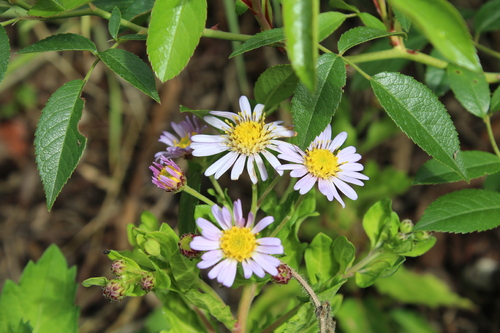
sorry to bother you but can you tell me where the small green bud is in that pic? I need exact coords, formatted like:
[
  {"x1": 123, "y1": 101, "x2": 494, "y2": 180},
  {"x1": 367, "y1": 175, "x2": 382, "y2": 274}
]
[
  {"x1": 399, "y1": 219, "x2": 414, "y2": 233},
  {"x1": 414, "y1": 231, "x2": 432, "y2": 241}
]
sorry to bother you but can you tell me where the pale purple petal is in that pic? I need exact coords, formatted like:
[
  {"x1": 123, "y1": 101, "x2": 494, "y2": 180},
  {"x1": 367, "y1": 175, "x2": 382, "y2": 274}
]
[
  {"x1": 318, "y1": 178, "x2": 335, "y2": 201},
  {"x1": 197, "y1": 250, "x2": 223, "y2": 268},
  {"x1": 207, "y1": 259, "x2": 226, "y2": 280},
  {"x1": 252, "y1": 216, "x2": 274, "y2": 234},
  {"x1": 332, "y1": 177, "x2": 358, "y2": 200},
  {"x1": 242, "y1": 260, "x2": 253, "y2": 279},
  {"x1": 245, "y1": 211, "x2": 255, "y2": 229},
  {"x1": 196, "y1": 218, "x2": 222, "y2": 240},
  {"x1": 257, "y1": 237, "x2": 282, "y2": 246},
  {"x1": 290, "y1": 167, "x2": 309, "y2": 178},
  {"x1": 219, "y1": 259, "x2": 238, "y2": 287},
  {"x1": 329, "y1": 131, "x2": 348, "y2": 151},
  {"x1": 339, "y1": 170, "x2": 369, "y2": 180},
  {"x1": 233, "y1": 199, "x2": 244, "y2": 227},
  {"x1": 337, "y1": 174, "x2": 365, "y2": 186},
  {"x1": 340, "y1": 163, "x2": 364, "y2": 171},
  {"x1": 190, "y1": 237, "x2": 220, "y2": 251},
  {"x1": 295, "y1": 174, "x2": 317, "y2": 194},
  {"x1": 252, "y1": 253, "x2": 280, "y2": 276},
  {"x1": 244, "y1": 259, "x2": 265, "y2": 278},
  {"x1": 220, "y1": 206, "x2": 233, "y2": 230},
  {"x1": 231, "y1": 154, "x2": 247, "y2": 180},
  {"x1": 257, "y1": 244, "x2": 284, "y2": 255}
]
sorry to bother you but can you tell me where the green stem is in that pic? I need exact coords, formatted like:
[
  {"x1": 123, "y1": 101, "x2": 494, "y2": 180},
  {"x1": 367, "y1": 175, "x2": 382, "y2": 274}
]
[
  {"x1": 345, "y1": 48, "x2": 448, "y2": 68},
  {"x1": 83, "y1": 58, "x2": 100, "y2": 84},
  {"x1": 250, "y1": 183, "x2": 258, "y2": 218},
  {"x1": 343, "y1": 57, "x2": 371, "y2": 80},
  {"x1": 342, "y1": 249, "x2": 382, "y2": 279},
  {"x1": 183, "y1": 184, "x2": 217, "y2": 206},
  {"x1": 202, "y1": 28, "x2": 252, "y2": 42},
  {"x1": 1, "y1": 18, "x2": 18, "y2": 26},
  {"x1": 261, "y1": 304, "x2": 302, "y2": 333},
  {"x1": 256, "y1": 176, "x2": 281, "y2": 209},
  {"x1": 9, "y1": 0, "x2": 31, "y2": 11},
  {"x1": 269, "y1": 195, "x2": 304, "y2": 237},
  {"x1": 236, "y1": 283, "x2": 257, "y2": 333},
  {"x1": 484, "y1": 115, "x2": 500, "y2": 157},
  {"x1": 209, "y1": 176, "x2": 229, "y2": 208}
]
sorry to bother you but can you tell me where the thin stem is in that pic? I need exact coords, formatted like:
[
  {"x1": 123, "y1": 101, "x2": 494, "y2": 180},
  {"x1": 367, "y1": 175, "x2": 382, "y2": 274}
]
[
  {"x1": 342, "y1": 249, "x2": 382, "y2": 279},
  {"x1": 209, "y1": 176, "x2": 229, "y2": 207},
  {"x1": 9, "y1": 0, "x2": 31, "y2": 11},
  {"x1": 261, "y1": 304, "x2": 302, "y2": 333},
  {"x1": 202, "y1": 28, "x2": 252, "y2": 42},
  {"x1": 250, "y1": 183, "x2": 258, "y2": 218},
  {"x1": 476, "y1": 42, "x2": 500, "y2": 60},
  {"x1": 1, "y1": 18, "x2": 18, "y2": 26},
  {"x1": 484, "y1": 115, "x2": 500, "y2": 157},
  {"x1": 256, "y1": 176, "x2": 281, "y2": 209},
  {"x1": 344, "y1": 48, "x2": 448, "y2": 69},
  {"x1": 343, "y1": 57, "x2": 371, "y2": 80},
  {"x1": 270, "y1": 195, "x2": 304, "y2": 237},
  {"x1": 183, "y1": 184, "x2": 217, "y2": 206},
  {"x1": 288, "y1": 266, "x2": 320, "y2": 308},
  {"x1": 83, "y1": 58, "x2": 100, "y2": 84},
  {"x1": 236, "y1": 283, "x2": 257, "y2": 333}
]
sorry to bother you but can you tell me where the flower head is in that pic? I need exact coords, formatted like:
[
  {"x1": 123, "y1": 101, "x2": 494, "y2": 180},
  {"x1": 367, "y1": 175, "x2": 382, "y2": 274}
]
[
  {"x1": 190, "y1": 199, "x2": 284, "y2": 287},
  {"x1": 155, "y1": 116, "x2": 206, "y2": 160},
  {"x1": 277, "y1": 124, "x2": 368, "y2": 207},
  {"x1": 150, "y1": 156, "x2": 186, "y2": 192},
  {"x1": 191, "y1": 96, "x2": 295, "y2": 184}
]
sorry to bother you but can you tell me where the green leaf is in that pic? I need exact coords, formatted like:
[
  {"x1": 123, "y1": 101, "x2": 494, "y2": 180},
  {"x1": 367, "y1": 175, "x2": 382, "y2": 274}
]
[
  {"x1": 184, "y1": 289, "x2": 236, "y2": 330},
  {"x1": 147, "y1": 0, "x2": 206, "y2": 82},
  {"x1": 318, "y1": 11, "x2": 346, "y2": 42},
  {"x1": 304, "y1": 233, "x2": 336, "y2": 285},
  {"x1": 108, "y1": 7, "x2": 122, "y2": 39},
  {"x1": 390, "y1": 309, "x2": 439, "y2": 333},
  {"x1": 329, "y1": 0, "x2": 359, "y2": 12},
  {"x1": 375, "y1": 267, "x2": 474, "y2": 309},
  {"x1": 0, "y1": 25, "x2": 9, "y2": 86},
  {"x1": 283, "y1": 302, "x2": 318, "y2": 332},
  {"x1": 424, "y1": 49, "x2": 450, "y2": 97},
  {"x1": 139, "y1": 210, "x2": 160, "y2": 231},
  {"x1": 34, "y1": 80, "x2": 86, "y2": 210},
  {"x1": 413, "y1": 151, "x2": 500, "y2": 185},
  {"x1": 362, "y1": 199, "x2": 399, "y2": 250},
  {"x1": 371, "y1": 72, "x2": 468, "y2": 180},
  {"x1": 0, "y1": 245, "x2": 79, "y2": 333},
  {"x1": 291, "y1": 53, "x2": 346, "y2": 149},
  {"x1": 387, "y1": 0, "x2": 481, "y2": 72},
  {"x1": 92, "y1": 0, "x2": 155, "y2": 21},
  {"x1": 414, "y1": 189, "x2": 500, "y2": 233},
  {"x1": 332, "y1": 236, "x2": 355, "y2": 275},
  {"x1": 159, "y1": 292, "x2": 205, "y2": 332},
  {"x1": 98, "y1": 48, "x2": 160, "y2": 102},
  {"x1": 447, "y1": 64, "x2": 490, "y2": 118},
  {"x1": 178, "y1": 161, "x2": 202, "y2": 234},
  {"x1": 338, "y1": 27, "x2": 405, "y2": 55},
  {"x1": 358, "y1": 12, "x2": 386, "y2": 30},
  {"x1": 355, "y1": 253, "x2": 405, "y2": 288},
  {"x1": 118, "y1": 34, "x2": 148, "y2": 41},
  {"x1": 28, "y1": 0, "x2": 91, "y2": 17},
  {"x1": 229, "y1": 28, "x2": 284, "y2": 58},
  {"x1": 81, "y1": 277, "x2": 108, "y2": 287},
  {"x1": 254, "y1": 64, "x2": 298, "y2": 110},
  {"x1": 474, "y1": 0, "x2": 500, "y2": 35},
  {"x1": 490, "y1": 84, "x2": 500, "y2": 114},
  {"x1": 17, "y1": 33, "x2": 97, "y2": 54},
  {"x1": 283, "y1": 0, "x2": 318, "y2": 91}
]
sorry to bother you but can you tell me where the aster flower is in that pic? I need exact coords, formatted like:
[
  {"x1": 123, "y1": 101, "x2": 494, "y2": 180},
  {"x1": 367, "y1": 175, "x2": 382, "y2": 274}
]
[
  {"x1": 190, "y1": 95, "x2": 295, "y2": 184},
  {"x1": 190, "y1": 199, "x2": 284, "y2": 287},
  {"x1": 150, "y1": 156, "x2": 186, "y2": 192},
  {"x1": 155, "y1": 116, "x2": 206, "y2": 160},
  {"x1": 277, "y1": 124, "x2": 369, "y2": 207}
]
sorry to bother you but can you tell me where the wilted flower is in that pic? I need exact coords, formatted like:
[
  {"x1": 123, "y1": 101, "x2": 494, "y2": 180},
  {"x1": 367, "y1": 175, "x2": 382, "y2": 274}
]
[
  {"x1": 277, "y1": 124, "x2": 368, "y2": 207},
  {"x1": 190, "y1": 199, "x2": 284, "y2": 287},
  {"x1": 271, "y1": 263, "x2": 292, "y2": 285},
  {"x1": 155, "y1": 116, "x2": 206, "y2": 160},
  {"x1": 178, "y1": 233, "x2": 202, "y2": 259},
  {"x1": 150, "y1": 156, "x2": 186, "y2": 192},
  {"x1": 191, "y1": 95, "x2": 295, "y2": 184}
]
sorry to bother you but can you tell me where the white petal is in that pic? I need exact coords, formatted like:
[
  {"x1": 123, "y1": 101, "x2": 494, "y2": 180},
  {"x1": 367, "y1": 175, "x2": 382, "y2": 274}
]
[
  {"x1": 204, "y1": 115, "x2": 230, "y2": 130},
  {"x1": 253, "y1": 103, "x2": 265, "y2": 120},
  {"x1": 252, "y1": 216, "x2": 274, "y2": 234},
  {"x1": 252, "y1": 253, "x2": 280, "y2": 276},
  {"x1": 320, "y1": 178, "x2": 345, "y2": 207},
  {"x1": 340, "y1": 162, "x2": 364, "y2": 171},
  {"x1": 332, "y1": 177, "x2": 358, "y2": 200},
  {"x1": 337, "y1": 174, "x2": 365, "y2": 186},
  {"x1": 239, "y1": 96, "x2": 252, "y2": 117},
  {"x1": 247, "y1": 155, "x2": 258, "y2": 184},
  {"x1": 329, "y1": 131, "x2": 348, "y2": 151},
  {"x1": 290, "y1": 167, "x2": 308, "y2": 178},
  {"x1": 254, "y1": 153, "x2": 268, "y2": 181},
  {"x1": 262, "y1": 150, "x2": 282, "y2": 174},
  {"x1": 191, "y1": 143, "x2": 228, "y2": 157},
  {"x1": 191, "y1": 134, "x2": 226, "y2": 143},
  {"x1": 219, "y1": 259, "x2": 238, "y2": 287},
  {"x1": 209, "y1": 111, "x2": 237, "y2": 120},
  {"x1": 205, "y1": 152, "x2": 237, "y2": 178},
  {"x1": 231, "y1": 154, "x2": 247, "y2": 181},
  {"x1": 295, "y1": 174, "x2": 317, "y2": 194}
]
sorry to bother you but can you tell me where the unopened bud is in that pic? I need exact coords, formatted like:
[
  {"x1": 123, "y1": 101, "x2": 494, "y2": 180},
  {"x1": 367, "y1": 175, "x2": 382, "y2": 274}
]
[
  {"x1": 180, "y1": 233, "x2": 202, "y2": 259},
  {"x1": 414, "y1": 231, "x2": 431, "y2": 241},
  {"x1": 110, "y1": 260, "x2": 126, "y2": 276},
  {"x1": 144, "y1": 238, "x2": 161, "y2": 257},
  {"x1": 140, "y1": 272, "x2": 156, "y2": 293},
  {"x1": 399, "y1": 219, "x2": 414, "y2": 234},
  {"x1": 271, "y1": 263, "x2": 292, "y2": 285},
  {"x1": 103, "y1": 280, "x2": 126, "y2": 302},
  {"x1": 150, "y1": 157, "x2": 186, "y2": 193}
]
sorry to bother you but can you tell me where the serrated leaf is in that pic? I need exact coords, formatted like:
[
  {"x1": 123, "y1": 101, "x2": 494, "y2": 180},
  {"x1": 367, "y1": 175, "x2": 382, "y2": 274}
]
[
  {"x1": 425, "y1": 49, "x2": 450, "y2": 97},
  {"x1": 28, "y1": 0, "x2": 91, "y2": 17},
  {"x1": 318, "y1": 11, "x2": 346, "y2": 42},
  {"x1": 375, "y1": 267, "x2": 474, "y2": 309},
  {"x1": 414, "y1": 189, "x2": 500, "y2": 233},
  {"x1": 490, "y1": 84, "x2": 500, "y2": 114},
  {"x1": 447, "y1": 64, "x2": 489, "y2": 118},
  {"x1": 283, "y1": 0, "x2": 318, "y2": 91},
  {"x1": 98, "y1": 49, "x2": 160, "y2": 102},
  {"x1": 474, "y1": 0, "x2": 500, "y2": 36},
  {"x1": 291, "y1": 53, "x2": 346, "y2": 149},
  {"x1": 229, "y1": 28, "x2": 283, "y2": 58},
  {"x1": 387, "y1": 0, "x2": 481, "y2": 72},
  {"x1": 147, "y1": 0, "x2": 206, "y2": 82},
  {"x1": 393, "y1": 8, "x2": 411, "y2": 32},
  {"x1": 413, "y1": 151, "x2": 500, "y2": 185},
  {"x1": 0, "y1": 25, "x2": 9, "y2": 85},
  {"x1": 338, "y1": 27, "x2": 405, "y2": 55},
  {"x1": 184, "y1": 289, "x2": 236, "y2": 330},
  {"x1": 35, "y1": 80, "x2": 87, "y2": 210},
  {"x1": 118, "y1": 34, "x2": 148, "y2": 41},
  {"x1": 329, "y1": 0, "x2": 359, "y2": 12},
  {"x1": 92, "y1": 0, "x2": 154, "y2": 21},
  {"x1": 254, "y1": 64, "x2": 298, "y2": 110},
  {"x1": 358, "y1": 12, "x2": 386, "y2": 30},
  {"x1": 108, "y1": 7, "x2": 122, "y2": 39},
  {"x1": 0, "y1": 245, "x2": 79, "y2": 333},
  {"x1": 371, "y1": 72, "x2": 468, "y2": 180},
  {"x1": 17, "y1": 33, "x2": 97, "y2": 54}
]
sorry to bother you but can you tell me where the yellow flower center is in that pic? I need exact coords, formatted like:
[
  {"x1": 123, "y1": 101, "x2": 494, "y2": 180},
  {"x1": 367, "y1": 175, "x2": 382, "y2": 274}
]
[
  {"x1": 304, "y1": 148, "x2": 340, "y2": 179},
  {"x1": 173, "y1": 134, "x2": 192, "y2": 149},
  {"x1": 226, "y1": 114, "x2": 271, "y2": 155},
  {"x1": 220, "y1": 226, "x2": 257, "y2": 262}
]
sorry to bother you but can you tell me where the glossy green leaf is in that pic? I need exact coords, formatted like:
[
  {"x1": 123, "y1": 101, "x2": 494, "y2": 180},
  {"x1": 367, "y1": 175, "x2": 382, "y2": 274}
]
[
  {"x1": 447, "y1": 64, "x2": 489, "y2": 118},
  {"x1": 160, "y1": 292, "x2": 205, "y2": 332},
  {"x1": 413, "y1": 151, "x2": 500, "y2": 185},
  {"x1": 424, "y1": 49, "x2": 450, "y2": 97},
  {"x1": 184, "y1": 290, "x2": 236, "y2": 330},
  {"x1": 0, "y1": 245, "x2": 78, "y2": 333},
  {"x1": 474, "y1": 0, "x2": 500, "y2": 35},
  {"x1": 283, "y1": 302, "x2": 318, "y2": 332},
  {"x1": 304, "y1": 233, "x2": 336, "y2": 285},
  {"x1": 362, "y1": 199, "x2": 399, "y2": 249},
  {"x1": 147, "y1": 0, "x2": 206, "y2": 82},
  {"x1": 414, "y1": 189, "x2": 500, "y2": 233},
  {"x1": 332, "y1": 236, "x2": 355, "y2": 274},
  {"x1": 329, "y1": 0, "x2": 359, "y2": 12},
  {"x1": 34, "y1": 80, "x2": 86, "y2": 210},
  {"x1": 92, "y1": 0, "x2": 154, "y2": 21},
  {"x1": 98, "y1": 48, "x2": 160, "y2": 102},
  {"x1": 318, "y1": 11, "x2": 346, "y2": 42},
  {"x1": 118, "y1": 34, "x2": 148, "y2": 41},
  {"x1": 387, "y1": 0, "x2": 481, "y2": 72},
  {"x1": 355, "y1": 253, "x2": 405, "y2": 288},
  {"x1": 283, "y1": 0, "x2": 318, "y2": 91},
  {"x1": 28, "y1": 0, "x2": 91, "y2": 17},
  {"x1": 254, "y1": 64, "x2": 298, "y2": 110},
  {"x1": 17, "y1": 33, "x2": 97, "y2": 54},
  {"x1": 108, "y1": 7, "x2": 122, "y2": 39},
  {"x1": 490, "y1": 85, "x2": 500, "y2": 113},
  {"x1": 229, "y1": 28, "x2": 283, "y2": 58},
  {"x1": 375, "y1": 267, "x2": 474, "y2": 309},
  {"x1": 338, "y1": 27, "x2": 405, "y2": 55},
  {"x1": 0, "y1": 25, "x2": 9, "y2": 85},
  {"x1": 393, "y1": 8, "x2": 411, "y2": 32},
  {"x1": 358, "y1": 12, "x2": 386, "y2": 30},
  {"x1": 291, "y1": 53, "x2": 346, "y2": 149},
  {"x1": 371, "y1": 72, "x2": 468, "y2": 180}
]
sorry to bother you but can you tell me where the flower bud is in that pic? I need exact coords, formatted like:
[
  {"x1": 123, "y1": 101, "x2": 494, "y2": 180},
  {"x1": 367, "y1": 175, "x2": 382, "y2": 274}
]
[
  {"x1": 150, "y1": 157, "x2": 186, "y2": 193},
  {"x1": 271, "y1": 263, "x2": 292, "y2": 285},
  {"x1": 414, "y1": 231, "x2": 432, "y2": 241},
  {"x1": 110, "y1": 260, "x2": 126, "y2": 276},
  {"x1": 180, "y1": 233, "x2": 202, "y2": 259},
  {"x1": 103, "y1": 279, "x2": 126, "y2": 302},
  {"x1": 140, "y1": 272, "x2": 156, "y2": 293},
  {"x1": 399, "y1": 219, "x2": 414, "y2": 234},
  {"x1": 144, "y1": 238, "x2": 161, "y2": 257}
]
